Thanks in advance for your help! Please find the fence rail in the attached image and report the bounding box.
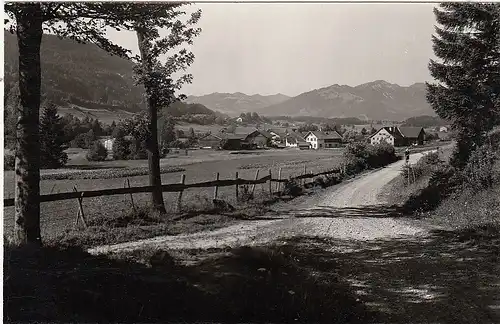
[3,166,344,208]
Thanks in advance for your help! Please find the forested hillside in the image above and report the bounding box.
[4,30,145,112]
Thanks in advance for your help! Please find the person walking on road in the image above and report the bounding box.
[405,147,410,164]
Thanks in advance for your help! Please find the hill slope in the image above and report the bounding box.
[185,92,291,116]
[257,81,435,121]
[4,31,217,122]
[4,30,145,113]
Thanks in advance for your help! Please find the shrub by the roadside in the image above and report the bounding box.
[343,142,399,175]
[282,179,303,197]
[401,151,442,182]
[86,141,108,162]
[403,163,464,213]
[4,153,15,170]
[428,185,500,229]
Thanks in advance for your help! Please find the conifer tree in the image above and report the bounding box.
[39,102,68,168]
[426,3,500,167]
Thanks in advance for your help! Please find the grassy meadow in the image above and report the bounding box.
[3,147,345,240]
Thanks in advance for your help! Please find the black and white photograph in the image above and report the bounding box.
[2,1,500,322]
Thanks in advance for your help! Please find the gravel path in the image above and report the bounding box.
[88,152,433,256]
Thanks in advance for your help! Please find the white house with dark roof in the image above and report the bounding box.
[304,130,343,149]
[370,126,425,147]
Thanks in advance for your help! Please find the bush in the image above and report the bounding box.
[4,153,15,170]
[401,151,442,182]
[282,179,303,197]
[462,144,498,190]
[86,141,108,161]
[403,163,464,213]
[343,142,399,175]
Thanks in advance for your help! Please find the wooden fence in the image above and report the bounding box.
[3,166,343,208]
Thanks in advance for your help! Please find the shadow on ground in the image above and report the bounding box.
[4,243,376,323]
[5,225,499,323]
[257,204,409,220]
[282,225,500,323]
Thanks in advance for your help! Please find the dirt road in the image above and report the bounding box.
[88,152,432,255]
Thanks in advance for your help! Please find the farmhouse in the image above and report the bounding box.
[439,126,449,133]
[304,130,343,149]
[285,131,311,149]
[245,129,273,148]
[98,135,133,151]
[370,126,425,147]
[198,133,223,149]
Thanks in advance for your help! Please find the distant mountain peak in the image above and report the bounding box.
[253,80,434,121]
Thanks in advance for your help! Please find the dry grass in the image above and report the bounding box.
[3,148,344,239]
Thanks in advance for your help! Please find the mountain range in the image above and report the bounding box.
[189,81,435,121]
[4,30,435,121]
[185,92,290,116]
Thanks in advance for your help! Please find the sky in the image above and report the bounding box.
[107,3,438,97]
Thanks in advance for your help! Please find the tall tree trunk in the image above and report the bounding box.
[136,28,166,213]
[14,4,43,246]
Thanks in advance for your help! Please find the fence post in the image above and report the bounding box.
[125,178,136,212]
[303,165,307,186]
[177,174,186,213]
[73,186,87,229]
[268,169,273,197]
[213,172,219,200]
[277,167,282,193]
[251,169,259,196]
[235,172,239,202]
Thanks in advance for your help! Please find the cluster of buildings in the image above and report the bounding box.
[99,125,427,152]
[197,128,345,150]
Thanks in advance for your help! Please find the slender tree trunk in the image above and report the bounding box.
[136,28,166,213]
[14,4,43,246]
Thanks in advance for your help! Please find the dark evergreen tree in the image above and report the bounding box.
[83,129,97,149]
[427,3,500,167]
[86,141,108,161]
[112,128,131,160]
[39,102,68,168]
[91,119,103,136]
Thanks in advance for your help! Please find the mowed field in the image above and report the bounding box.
[3,148,345,239]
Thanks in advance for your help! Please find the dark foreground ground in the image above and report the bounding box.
[4,225,500,323]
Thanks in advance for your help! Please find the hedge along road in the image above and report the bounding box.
[88,151,437,255]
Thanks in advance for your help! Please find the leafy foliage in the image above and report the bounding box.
[39,102,69,168]
[112,129,131,160]
[86,141,108,162]
[343,142,399,174]
[426,3,500,167]
[4,154,16,171]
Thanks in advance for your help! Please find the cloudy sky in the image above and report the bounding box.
[108,3,438,97]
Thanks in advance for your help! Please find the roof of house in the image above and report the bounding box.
[199,133,222,140]
[286,131,308,143]
[306,130,343,140]
[398,127,425,138]
[220,133,247,140]
[267,129,287,137]
[370,126,424,139]
[369,126,402,139]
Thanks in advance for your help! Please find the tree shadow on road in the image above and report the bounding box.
[4,242,377,323]
[283,225,500,323]
[257,204,410,220]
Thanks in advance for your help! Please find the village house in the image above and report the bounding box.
[304,130,343,149]
[285,131,311,149]
[439,126,449,133]
[370,126,425,147]
[198,133,223,149]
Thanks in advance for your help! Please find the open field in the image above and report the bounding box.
[3,148,345,239]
